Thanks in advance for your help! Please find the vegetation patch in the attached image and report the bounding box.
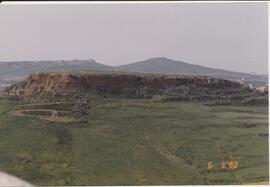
[0,96,267,185]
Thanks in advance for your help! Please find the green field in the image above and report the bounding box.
[0,95,268,185]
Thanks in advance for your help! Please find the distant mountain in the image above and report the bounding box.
[119,57,268,87]
[0,59,114,79]
[0,57,267,91]
[119,57,245,77]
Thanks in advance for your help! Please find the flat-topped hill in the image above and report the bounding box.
[3,71,254,102]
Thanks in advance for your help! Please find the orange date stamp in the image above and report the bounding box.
[208,160,239,170]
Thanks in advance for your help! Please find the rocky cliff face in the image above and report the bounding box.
[3,72,251,101]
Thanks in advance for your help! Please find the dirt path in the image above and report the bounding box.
[9,109,78,123]
[18,102,74,107]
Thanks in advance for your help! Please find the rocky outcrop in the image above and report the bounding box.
[3,72,252,101]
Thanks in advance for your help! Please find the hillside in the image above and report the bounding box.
[3,71,256,104]
[119,57,267,87]
[0,59,114,79]
[0,88,268,185]
[0,70,268,185]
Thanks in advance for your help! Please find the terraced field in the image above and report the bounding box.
[0,96,268,185]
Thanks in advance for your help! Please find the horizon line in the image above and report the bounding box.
[0,57,267,75]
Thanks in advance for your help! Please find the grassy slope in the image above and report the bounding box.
[0,97,268,185]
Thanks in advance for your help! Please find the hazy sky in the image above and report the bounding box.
[0,2,268,74]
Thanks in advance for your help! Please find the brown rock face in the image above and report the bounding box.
[3,72,249,100]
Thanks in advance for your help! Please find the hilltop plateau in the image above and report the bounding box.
[3,71,262,105]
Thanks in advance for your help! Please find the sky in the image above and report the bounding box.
[0,2,268,74]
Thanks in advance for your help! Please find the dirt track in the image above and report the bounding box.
[9,109,78,123]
